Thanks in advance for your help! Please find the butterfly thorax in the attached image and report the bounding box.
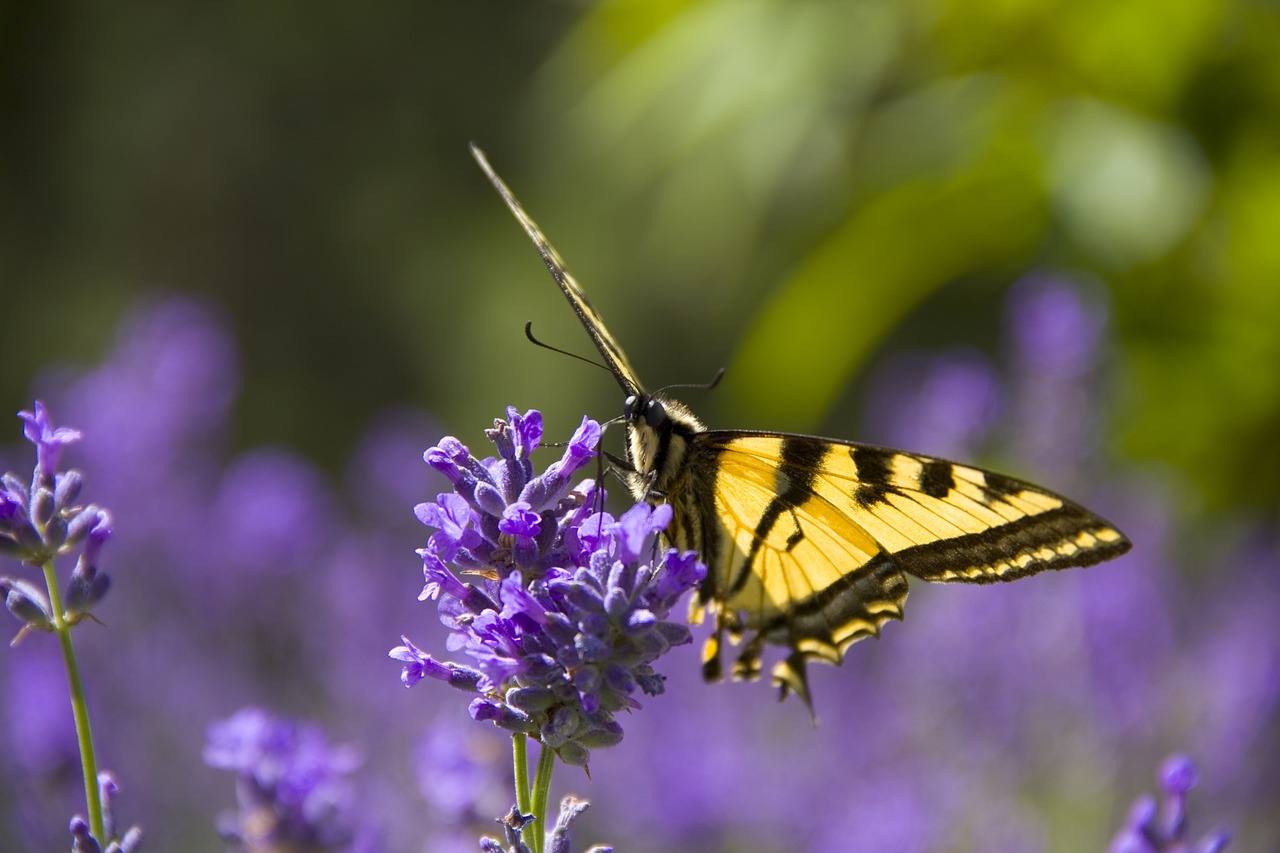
[623,393,705,543]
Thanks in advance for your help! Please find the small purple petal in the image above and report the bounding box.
[18,401,83,480]
[1159,754,1199,795]
[499,502,541,540]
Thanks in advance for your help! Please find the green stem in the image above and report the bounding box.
[530,742,557,853]
[42,560,104,841]
[513,733,534,850]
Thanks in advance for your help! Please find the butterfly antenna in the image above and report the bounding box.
[525,322,617,378]
[654,367,726,397]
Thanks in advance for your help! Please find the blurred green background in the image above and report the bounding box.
[5,0,1279,515]
[2,0,1279,845]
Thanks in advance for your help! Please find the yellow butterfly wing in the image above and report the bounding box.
[678,432,1130,704]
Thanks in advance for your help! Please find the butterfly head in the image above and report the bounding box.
[621,391,705,507]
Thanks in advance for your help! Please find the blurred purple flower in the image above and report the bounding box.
[205,707,379,853]
[1005,274,1112,485]
[861,347,1001,461]
[1109,755,1230,853]
[69,772,143,853]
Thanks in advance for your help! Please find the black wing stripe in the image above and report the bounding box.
[729,437,828,595]
[896,503,1128,582]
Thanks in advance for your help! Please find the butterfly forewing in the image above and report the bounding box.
[470,144,644,398]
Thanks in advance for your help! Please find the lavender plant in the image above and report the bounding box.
[392,407,704,851]
[0,403,140,851]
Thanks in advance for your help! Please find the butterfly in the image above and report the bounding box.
[470,144,1132,710]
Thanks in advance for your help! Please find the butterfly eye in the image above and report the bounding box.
[624,395,640,420]
[645,399,667,428]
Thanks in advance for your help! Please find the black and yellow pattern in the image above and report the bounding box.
[471,145,1132,709]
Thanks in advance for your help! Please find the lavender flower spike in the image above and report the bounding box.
[1,403,114,632]
[398,408,705,766]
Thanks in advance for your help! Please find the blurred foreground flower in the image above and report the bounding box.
[205,706,379,853]
[1109,755,1230,853]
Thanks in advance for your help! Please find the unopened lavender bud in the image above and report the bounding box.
[108,826,143,853]
[469,698,537,733]
[54,470,84,509]
[474,482,507,517]
[543,706,581,746]
[99,772,120,843]
[31,486,56,528]
[82,510,113,568]
[555,740,590,767]
[575,718,623,749]
[65,505,98,546]
[65,568,111,615]
[43,515,69,553]
[14,520,47,556]
[3,577,54,630]
[506,686,557,713]
[69,816,102,853]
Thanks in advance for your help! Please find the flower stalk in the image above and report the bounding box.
[44,557,104,840]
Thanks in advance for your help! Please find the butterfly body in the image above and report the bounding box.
[471,145,1131,708]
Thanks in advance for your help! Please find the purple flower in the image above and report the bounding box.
[389,636,483,690]
[1,403,114,631]
[395,409,704,766]
[19,401,83,484]
[69,772,142,853]
[416,411,600,579]
[205,706,379,852]
[860,348,1001,461]
[1109,755,1230,853]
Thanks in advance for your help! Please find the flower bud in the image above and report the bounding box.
[54,470,84,509]
[2,577,53,631]
[554,741,589,767]
[506,686,557,713]
[65,567,111,615]
[31,486,56,528]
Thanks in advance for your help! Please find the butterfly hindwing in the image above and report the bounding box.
[472,145,1133,710]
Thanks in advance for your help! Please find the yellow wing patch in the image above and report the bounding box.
[682,432,1130,704]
